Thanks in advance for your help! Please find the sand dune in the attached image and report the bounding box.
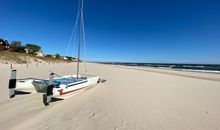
[0,63,220,130]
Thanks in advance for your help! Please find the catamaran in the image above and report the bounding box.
[16,0,100,99]
[32,74,99,98]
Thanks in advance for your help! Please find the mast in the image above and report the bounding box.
[77,0,84,79]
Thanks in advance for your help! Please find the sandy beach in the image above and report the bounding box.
[0,63,220,130]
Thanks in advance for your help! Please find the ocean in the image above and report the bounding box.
[99,62,220,74]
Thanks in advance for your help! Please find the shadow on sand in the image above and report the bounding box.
[42,94,64,105]
[98,79,107,83]
[51,97,64,102]
[15,90,31,95]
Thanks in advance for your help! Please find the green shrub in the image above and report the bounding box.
[25,44,41,54]
[55,53,61,59]
[10,41,25,53]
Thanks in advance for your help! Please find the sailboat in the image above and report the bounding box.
[32,74,99,98]
[17,0,100,98]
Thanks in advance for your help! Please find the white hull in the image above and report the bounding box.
[32,75,100,98]
[16,79,35,93]
[53,76,99,98]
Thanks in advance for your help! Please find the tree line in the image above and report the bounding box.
[0,39,76,61]
[0,39,41,55]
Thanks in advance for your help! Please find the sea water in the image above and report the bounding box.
[99,62,220,74]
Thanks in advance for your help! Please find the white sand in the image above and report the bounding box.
[0,63,220,130]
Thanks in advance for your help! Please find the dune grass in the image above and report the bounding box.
[0,51,74,64]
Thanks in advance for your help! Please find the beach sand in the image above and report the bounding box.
[0,63,220,130]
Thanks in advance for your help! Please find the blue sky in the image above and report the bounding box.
[1,0,220,63]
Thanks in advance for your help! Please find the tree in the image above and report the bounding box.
[0,46,4,51]
[55,53,61,59]
[10,41,25,52]
[45,54,52,57]
[4,40,9,46]
[0,39,4,51]
[65,56,76,61]
[25,44,41,54]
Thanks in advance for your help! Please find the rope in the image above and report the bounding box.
[81,0,88,74]
[56,0,89,76]
[58,0,81,74]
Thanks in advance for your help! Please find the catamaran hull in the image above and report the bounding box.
[53,76,99,98]
[16,79,35,93]
[32,75,100,97]
[32,82,48,93]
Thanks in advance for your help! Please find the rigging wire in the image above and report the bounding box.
[58,0,81,74]
[81,0,88,74]
[64,0,81,59]
[80,0,88,74]
[57,0,88,76]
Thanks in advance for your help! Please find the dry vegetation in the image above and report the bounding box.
[0,51,75,64]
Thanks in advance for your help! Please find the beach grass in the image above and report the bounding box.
[0,51,75,64]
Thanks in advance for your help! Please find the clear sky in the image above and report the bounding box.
[1,0,220,63]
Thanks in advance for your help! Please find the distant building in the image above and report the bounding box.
[52,55,56,58]
[25,48,44,57]
[0,39,10,50]
[62,56,68,60]
[36,51,44,57]
[24,48,29,53]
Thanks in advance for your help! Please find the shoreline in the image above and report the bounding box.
[98,63,220,74]
[110,64,220,82]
